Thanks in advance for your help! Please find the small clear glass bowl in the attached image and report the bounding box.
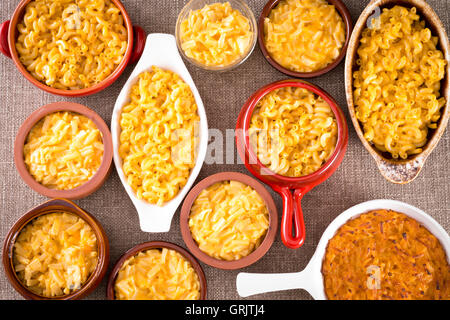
[175,0,258,72]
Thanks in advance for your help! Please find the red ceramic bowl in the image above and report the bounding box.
[258,0,353,78]
[106,241,207,300]
[0,0,146,97]
[14,101,113,200]
[2,198,110,300]
[236,79,349,249]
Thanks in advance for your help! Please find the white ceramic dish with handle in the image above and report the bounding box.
[111,33,208,233]
[236,199,450,299]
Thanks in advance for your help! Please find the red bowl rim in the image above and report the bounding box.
[180,172,278,270]
[258,0,353,78]
[7,0,134,97]
[238,79,349,185]
[106,241,208,300]
[2,198,110,300]
[14,101,113,199]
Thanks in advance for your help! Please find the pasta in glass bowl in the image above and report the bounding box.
[0,0,146,97]
[175,0,257,71]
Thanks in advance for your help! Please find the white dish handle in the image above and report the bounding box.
[236,258,325,299]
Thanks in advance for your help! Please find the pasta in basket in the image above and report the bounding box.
[119,66,200,206]
[249,86,338,177]
[16,0,128,90]
[24,111,104,190]
[353,6,447,159]
[189,180,269,261]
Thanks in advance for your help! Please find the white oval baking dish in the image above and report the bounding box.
[111,33,208,233]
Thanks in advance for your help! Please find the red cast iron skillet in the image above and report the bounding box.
[0,0,146,97]
[236,79,348,249]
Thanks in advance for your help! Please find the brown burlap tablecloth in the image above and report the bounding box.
[0,0,448,300]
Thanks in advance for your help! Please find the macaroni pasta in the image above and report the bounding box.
[24,111,104,190]
[13,212,98,297]
[249,87,338,177]
[114,248,201,300]
[264,0,345,73]
[180,2,253,67]
[119,67,199,206]
[189,180,269,261]
[16,0,128,90]
[353,6,447,159]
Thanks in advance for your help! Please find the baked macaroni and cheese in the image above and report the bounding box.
[353,6,447,159]
[24,111,104,190]
[264,0,345,73]
[249,87,338,177]
[13,212,98,297]
[189,180,269,261]
[114,248,201,300]
[119,66,199,206]
[322,209,450,300]
[179,2,253,67]
[16,0,128,90]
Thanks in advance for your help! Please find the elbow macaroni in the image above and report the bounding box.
[16,0,128,90]
[13,212,98,297]
[189,180,269,261]
[119,67,200,206]
[264,0,345,73]
[353,6,447,159]
[24,112,104,190]
[249,87,338,177]
[114,248,201,300]
[180,2,253,67]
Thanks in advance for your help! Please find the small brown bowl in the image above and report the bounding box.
[258,0,353,78]
[106,241,207,300]
[180,172,278,270]
[2,198,110,300]
[14,101,113,199]
[344,0,450,184]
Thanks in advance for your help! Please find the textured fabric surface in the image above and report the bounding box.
[0,0,449,300]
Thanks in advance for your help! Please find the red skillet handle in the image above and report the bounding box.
[0,20,11,58]
[130,25,146,64]
[277,187,310,249]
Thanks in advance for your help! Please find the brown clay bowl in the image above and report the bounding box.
[258,0,353,78]
[344,0,450,184]
[2,198,110,300]
[14,101,113,199]
[106,241,207,300]
[180,172,278,270]
[0,0,146,97]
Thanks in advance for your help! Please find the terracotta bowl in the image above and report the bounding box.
[180,172,278,270]
[14,101,113,200]
[258,0,353,78]
[106,241,207,300]
[0,0,146,97]
[2,198,110,300]
[344,0,450,184]
[236,79,348,250]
